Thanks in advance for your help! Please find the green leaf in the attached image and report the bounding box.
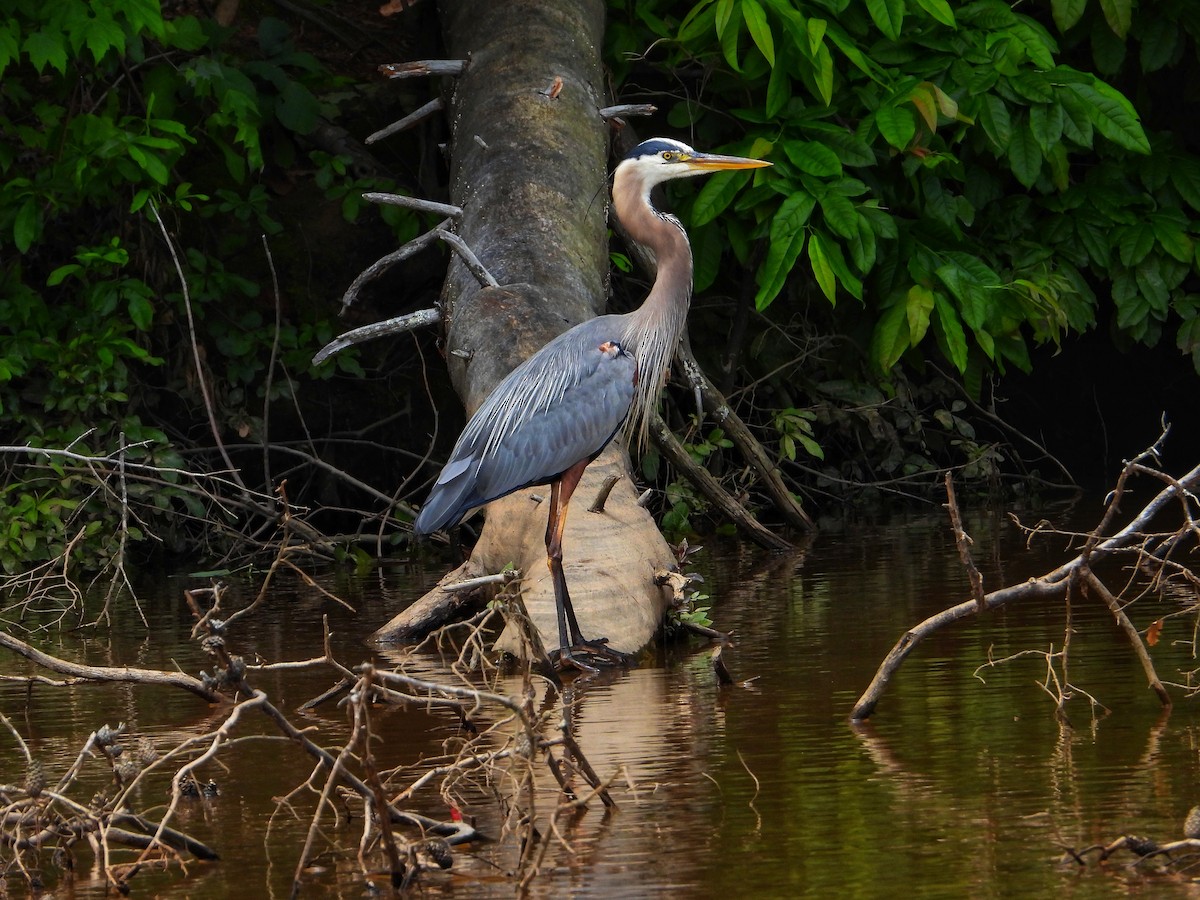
[691,171,745,227]
[1006,124,1042,188]
[783,140,842,177]
[24,30,68,75]
[47,264,82,286]
[742,0,774,66]
[13,199,39,253]
[766,49,792,117]
[866,0,904,41]
[935,256,997,331]
[1151,215,1195,263]
[1057,88,1094,146]
[978,95,1012,150]
[720,2,742,70]
[1075,220,1110,267]
[818,231,863,299]
[808,231,837,304]
[1098,0,1132,38]
[1051,0,1087,31]
[811,41,835,106]
[933,291,969,371]
[1135,259,1170,314]
[715,0,737,38]
[0,20,19,81]
[1062,80,1150,154]
[811,127,875,167]
[807,17,827,56]
[1029,102,1064,153]
[1171,157,1200,212]
[875,105,916,150]
[1010,21,1058,71]
[819,193,858,239]
[1118,223,1155,267]
[128,292,154,330]
[921,175,957,229]
[275,81,320,134]
[1177,313,1200,355]
[848,215,877,272]
[798,434,824,460]
[872,299,910,369]
[1140,15,1180,73]
[128,145,169,184]
[915,0,955,28]
[771,191,817,237]
[83,13,126,64]
[906,284,936,345]
[755,229,806,310]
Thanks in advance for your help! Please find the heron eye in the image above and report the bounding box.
[661,150,675,161]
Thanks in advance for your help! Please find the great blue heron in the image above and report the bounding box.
[413,137,771,669]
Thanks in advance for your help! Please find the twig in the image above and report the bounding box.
[362,192,463,218]
[587,475,620,513]
[440,569,521,593]
[943,472,985,612]
[378,60,466,79]
[852,441,1200,721]
[675,338,815,532]
[1081,569,1172,708]
[650,412,791,551]
[0,628,221,702]
[312,307,439,360]
[599,103,657,119]
[437,228,499,287]
[366,97,444,145]
[149,201,249,496]
[339,218,452,311]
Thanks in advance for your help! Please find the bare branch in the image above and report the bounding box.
[339,219,452,311]
[362,192,463,218]
[366,97,444,145]
[437,228,499,288]
[378,60,466,79]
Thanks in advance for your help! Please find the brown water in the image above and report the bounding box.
[5,502,1200,898]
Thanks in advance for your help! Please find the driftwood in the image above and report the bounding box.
[851,432,1199,722]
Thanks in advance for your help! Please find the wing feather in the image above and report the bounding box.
[413,320,636,534]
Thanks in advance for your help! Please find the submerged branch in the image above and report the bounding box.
[852,436,1200,722]
[0,628,221,702]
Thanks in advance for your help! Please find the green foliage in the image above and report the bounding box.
[0,1,418,575]
[774,408,823,462]
[607,0,1200,384]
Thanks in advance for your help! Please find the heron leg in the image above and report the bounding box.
[545,461,625,672]
[545,479,574,654]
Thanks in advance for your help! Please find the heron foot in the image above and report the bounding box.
[551,639,629,674]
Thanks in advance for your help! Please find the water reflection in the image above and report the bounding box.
[4,506,1200,897]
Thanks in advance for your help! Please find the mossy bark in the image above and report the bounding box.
[372,0,673,654]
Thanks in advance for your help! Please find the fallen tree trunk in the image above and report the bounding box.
[372,0,675,654]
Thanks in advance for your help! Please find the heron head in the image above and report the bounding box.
[620,137,772,189]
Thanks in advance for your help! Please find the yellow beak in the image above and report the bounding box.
[684,152,772,171]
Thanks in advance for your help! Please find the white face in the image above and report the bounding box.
[624,139,702,187]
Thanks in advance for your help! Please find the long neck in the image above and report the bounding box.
[614,173,693,447]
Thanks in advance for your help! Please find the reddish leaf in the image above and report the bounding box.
[1146,619,1163,647]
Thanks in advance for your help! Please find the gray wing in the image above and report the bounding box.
[413,321,637,534]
